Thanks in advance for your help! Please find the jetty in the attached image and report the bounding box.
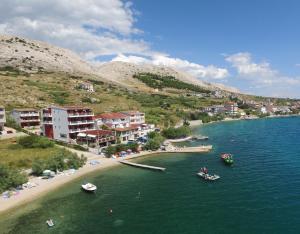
[165,145,213,153]
[120,161,166,171]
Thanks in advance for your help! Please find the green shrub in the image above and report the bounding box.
[31,149,87,175]
[17,135,54,149]
[162,126,191,139]
[0,164,28,192]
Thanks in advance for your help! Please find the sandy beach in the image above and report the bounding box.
[0,149,162,215]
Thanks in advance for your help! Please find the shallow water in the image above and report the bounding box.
[1,117,300,234]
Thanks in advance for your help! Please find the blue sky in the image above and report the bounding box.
[0,0,300,97]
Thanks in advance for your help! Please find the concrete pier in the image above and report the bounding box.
[120,161,166,171]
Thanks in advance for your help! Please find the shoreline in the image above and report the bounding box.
[0,145,211,215]
[0,150,163,215]
[1,114,298,215]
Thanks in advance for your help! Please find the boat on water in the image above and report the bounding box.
[81,183,97,192]
[221,153,234,165]
[197,167,220,181]
[46,219,54,227]
[190,136,209,141]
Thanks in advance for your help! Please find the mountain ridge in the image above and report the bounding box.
[0,34,238,93]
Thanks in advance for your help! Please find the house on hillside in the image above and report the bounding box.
[78,82,94,92]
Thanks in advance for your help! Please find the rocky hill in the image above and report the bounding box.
[0,34,238,93]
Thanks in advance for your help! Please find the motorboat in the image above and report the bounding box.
[81,183,97,192]
[197,167,220,181]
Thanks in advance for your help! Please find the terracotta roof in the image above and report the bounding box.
[82,130,114,136]
[95,112,128,119]
[114,125,140,132]
[52,105,91,111]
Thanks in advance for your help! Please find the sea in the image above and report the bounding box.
[1,116,300,234]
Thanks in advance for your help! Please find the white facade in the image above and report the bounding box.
[79,82,94,92]
[10,109,40,128]
[42,106,95,143]
[260,106,267,114]
[224,102,238,115]
[0,106,5,131]
[95,113,130,129]
[122,111,145,124]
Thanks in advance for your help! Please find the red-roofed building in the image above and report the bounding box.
[122,111,145,124]
[94,112,130,129]
[94,112,155,144]
[77,130,116,149]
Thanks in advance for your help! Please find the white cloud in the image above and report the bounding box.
[226,52,300,98]
[225,52,277,83]
[112,54,229,80]
[0,0,229,81]
[0,0,150,59]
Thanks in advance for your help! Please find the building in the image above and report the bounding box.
[94,112,154,143]
[203,105,226,115]
[79,82,94,92]
[224,102,238,115]
[260,106,268,114]
[11,108,40,128]
[94,112,130,129]
[122,111,145,124]
[77,130,116,149]
[0,106,5,131]
[41,106,95,142]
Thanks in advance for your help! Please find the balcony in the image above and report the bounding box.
[68,112,93,118]
[20,113,39,117]
[68,120,95,125]
[69,127,95,133]
[20,119,41,123]
[43,120,53,124]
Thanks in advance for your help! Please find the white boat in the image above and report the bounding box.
[46,219,54,227]
[197,172,220,181]
[81,183,97,192]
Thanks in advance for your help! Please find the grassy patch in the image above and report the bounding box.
[0,138,64,169]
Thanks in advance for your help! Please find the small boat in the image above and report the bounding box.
[46,219,54,227]
[190,136,209,141]
[81,183,97,192]
[197,167,220,181]
[221,153,234,165]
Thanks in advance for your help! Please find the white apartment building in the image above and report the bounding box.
[122,111,145,124]
[10,108,40,128]
[224,102,238,115]
[0,106,5,131]
[41,106,95,143]
[94,113,130,129]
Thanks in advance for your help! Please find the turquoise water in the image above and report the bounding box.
[1,117,300,234]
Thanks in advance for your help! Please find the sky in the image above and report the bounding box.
[0,0,300,98]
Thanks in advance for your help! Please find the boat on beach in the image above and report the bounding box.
[197,167,220,181]
[221,153,234,165]
[81,183,97,192]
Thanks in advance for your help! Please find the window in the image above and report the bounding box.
[60,133,67,138]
